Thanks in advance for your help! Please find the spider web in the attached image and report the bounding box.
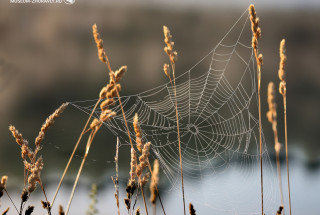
[69,9,279,215]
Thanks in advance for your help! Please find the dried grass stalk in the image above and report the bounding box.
[112,138,120,215]
[162,25,185,215]
[249,4,264,215]
[267,82,284,209]
[278,39,292,215]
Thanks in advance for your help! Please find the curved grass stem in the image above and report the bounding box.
[51,98,101,207]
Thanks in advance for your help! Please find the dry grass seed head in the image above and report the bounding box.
[136,142,151,177]
[0,176,8,190]
[133,113,143,152]
[115,66,127,82]
[100,98,115,111]
[27,156,44,193]
[35,102,68,147]
[100,110,116,122]
[130,148,137,181]
[150,159,159,204]
[266,82,277,123]
[25,206,34,215]
[277,206,284,215]
[140,173,150,187]
[90,118,102,131]
[163,64,170,79]
[59,205,65,215]
[0,176,8,199]
[21,189,29,203]
[9,126,28,147]
[189,203,196,215]
[249,4,261,51]
[163,25,178,64]
[279,39,287,96]
[92,24,107,64]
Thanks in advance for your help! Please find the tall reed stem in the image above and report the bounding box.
[51,98,101,206]
[283,95,292,215]
[254,49,264,215]
[139,181,149,215]
[171,64,186,215]
[65,129,97,215]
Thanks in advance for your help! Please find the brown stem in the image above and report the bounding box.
[65,129,98,215]
[275,148,284,209]
[51,98,101,207]
[171,63,186,215]
[272,120,285,210]
[4,188,19,214]
[283,95,292,215]
[39,181,51,215]
[139,180,149,215]
[254,49,264,215]
[115,138,120,215]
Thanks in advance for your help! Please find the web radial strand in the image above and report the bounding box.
[69,8,279,215]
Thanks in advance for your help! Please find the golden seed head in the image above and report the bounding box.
[27,156,44,193]
[266,82,277,123]
[90,118,102,131]
[115,66,127,82]
[279,81,286,96]
[133,113,144,152]
[137,142,151,177]
[140,173,150,187]
[0,176,8,191]
[279,39,286,81]
[130,148,137,181]
[9,125,27,146]
[249,4,261,50]
[35,103,68,147]
[163,25,178,65]
[100,98,115,111]
[163,63,170,78]
[100,110,116,122]
[92,24,107,64]
[150,159,159,204]
[99,86,108,99]
[278,39,287,96]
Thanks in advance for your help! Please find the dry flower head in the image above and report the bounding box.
[150,159,159,204]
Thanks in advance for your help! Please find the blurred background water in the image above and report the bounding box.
[0,0,320,214]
